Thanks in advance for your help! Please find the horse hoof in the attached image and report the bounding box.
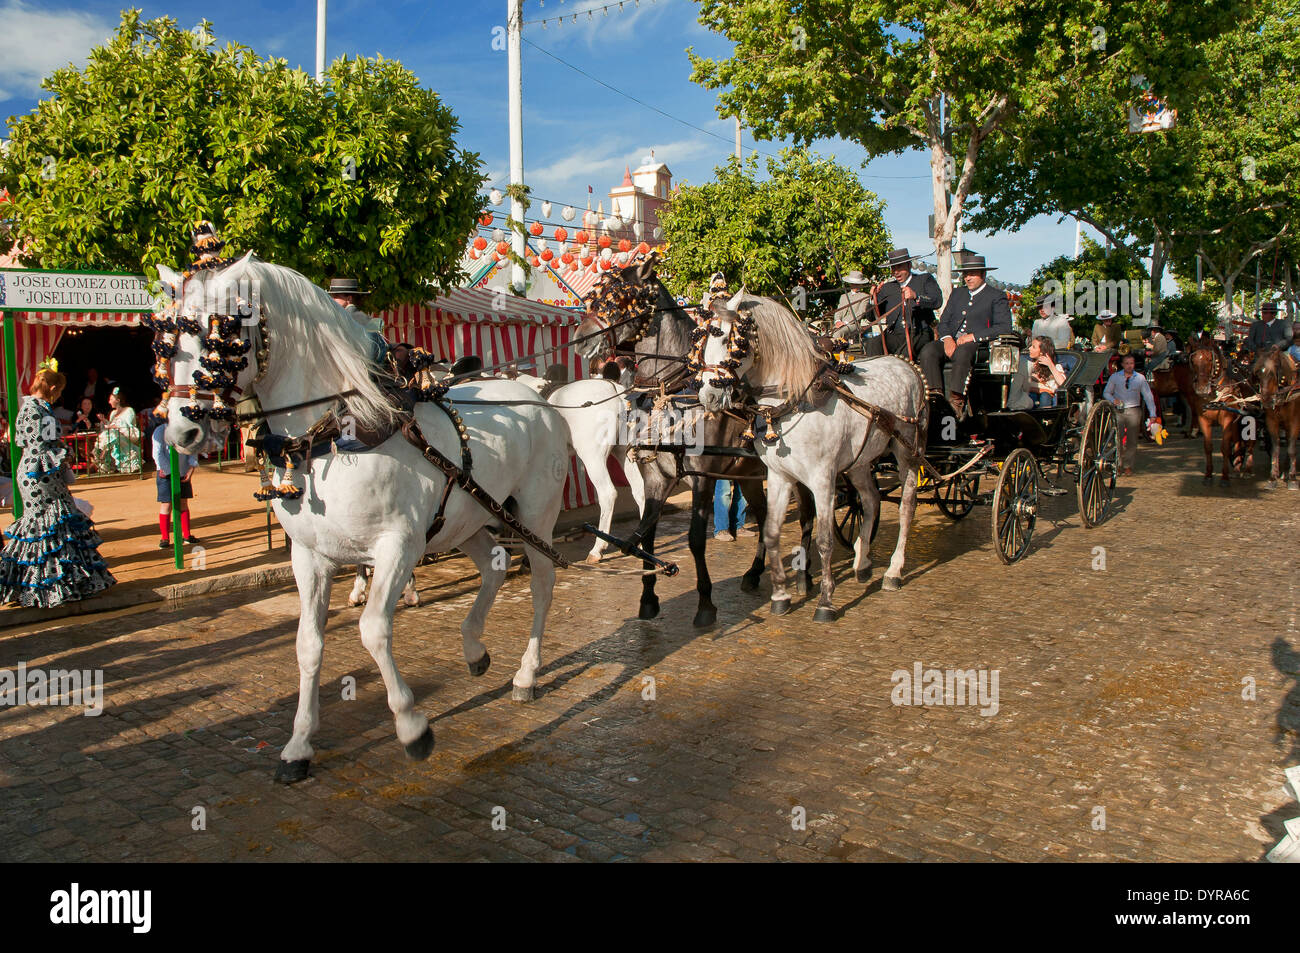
[511,683,535,703]
[855,568,872,584]
[467,650,491,677]
[403,593,420,608]
[1289,481,1300,491]
[693,606,717,628]
[274,759,311,785]
[882,574,903,592]
[813,607,837,623]
[770,598,791,616]
[585,552,602,564]
[403,726,435,761]
[347,595,365,607]
[739,571,761,593]
[638,599,660,620]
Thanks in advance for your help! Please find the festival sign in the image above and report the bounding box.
[0,268,155,312]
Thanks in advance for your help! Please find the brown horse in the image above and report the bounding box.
[1150,359,1198,436]
[1188,342,1256,486]
[1253,347,1300,489]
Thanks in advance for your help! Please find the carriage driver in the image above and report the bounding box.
[328,277,389,365]
[863,248,941,359]
[918,253,1013,416]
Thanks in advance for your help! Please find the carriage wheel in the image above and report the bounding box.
[1077,399,1119,528]
[833,480,880,549]
[935,471,981,521]
[991,448,1038,564]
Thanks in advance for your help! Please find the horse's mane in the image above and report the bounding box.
[734,295,820,400]
[214,256,397,432]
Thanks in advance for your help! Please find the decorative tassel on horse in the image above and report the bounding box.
[761,409,779,443]
[254,455,304,501]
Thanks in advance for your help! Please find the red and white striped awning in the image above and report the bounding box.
[15,310,143,326]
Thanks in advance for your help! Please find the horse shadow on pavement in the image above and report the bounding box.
[1258,636,1300,859]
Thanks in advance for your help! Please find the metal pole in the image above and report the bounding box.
[315,0,327,83]
[507,0,525,295]
[735,116,742,160]
[1074,219,1082,258]
[2,312,21,518]
[169,447,183,570]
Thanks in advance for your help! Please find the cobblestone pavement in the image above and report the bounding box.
[2,436,1297,862]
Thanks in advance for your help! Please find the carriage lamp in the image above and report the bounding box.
[989,342,1019,377]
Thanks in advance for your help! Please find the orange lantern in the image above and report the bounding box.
[575,230,589,245]
[473,236,487,250]
[618,239,632,253]
[600,259,611,270]
[561,252,574,265]
[496,241,510,256]
[529,222,544,236]
[479,213,493,227]
[598,235,611,248]
[541,248,554,261]
[554,226,568,243]
[531,256,541,267]
[637,241,650,255]
[581,255,594,267]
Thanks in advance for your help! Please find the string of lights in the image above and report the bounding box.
[523,0,658,29]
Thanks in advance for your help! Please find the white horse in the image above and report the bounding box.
[513,371,645,562]
[160,254,571,782]
[696,292,928,620]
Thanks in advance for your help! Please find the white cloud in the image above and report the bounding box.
[0,1,115,99]
[525,135,717,195]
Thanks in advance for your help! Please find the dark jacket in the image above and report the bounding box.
[1246,317,1293,352]
[874,272,943,334]
[936,283,1014,343]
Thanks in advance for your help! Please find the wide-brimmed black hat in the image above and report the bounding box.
[952,253,997,274]
[879,248,923,270]
[1261,300,1280,314]
[327,277,369,296]
[1034,293,1054,307]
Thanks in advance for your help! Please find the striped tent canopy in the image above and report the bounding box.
[376,287,607,509]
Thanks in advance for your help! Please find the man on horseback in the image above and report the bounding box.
[918,253,1013,415]
[863,248,941,360]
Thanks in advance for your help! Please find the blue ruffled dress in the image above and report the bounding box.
[0,396,115,607]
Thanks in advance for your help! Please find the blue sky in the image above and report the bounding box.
[0,0,1109,284]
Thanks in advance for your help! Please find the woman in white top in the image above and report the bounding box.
[1008,336,1069,410]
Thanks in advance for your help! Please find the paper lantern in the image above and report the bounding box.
[637,241,650,255]
[479,213,493,227]
[541,201,553,218]
[496,241,509,256]
[492,227,505,243]
[575,229,589,245]
[489,189,503,206]
[561,252,574,265]
[584,210,597,228]
[581,255,593,267]
[653,226,662,239]
[538,238,548,252]
[618,252,629,265]
[633,222,644,239]
[529,221,544,236]
[598,235,611,248]
[561,206,576,222]
[554,226,568,243]
[600,246,612,260]
[541,248,554,261]
[618,239,632,252]
[473,236,487,250]
[600,259,611,270]
[531,256,541,267]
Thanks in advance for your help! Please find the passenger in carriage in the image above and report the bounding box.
[1007,336,1068,410]
[918,253,1014,417]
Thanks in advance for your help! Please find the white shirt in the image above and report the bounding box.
[1032,313,1073,350]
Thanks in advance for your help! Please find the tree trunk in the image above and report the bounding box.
[1149,230,1166,323]
[930,139,953,307]
[1222,275,1235,327]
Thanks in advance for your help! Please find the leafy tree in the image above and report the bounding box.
[688,0,1246,298]
[658,148,890,318]
[0,11,483,308]
[1157,291,1220,343]
[969,0,1299,319]
[1021,238,1149,337]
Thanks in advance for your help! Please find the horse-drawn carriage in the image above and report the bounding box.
[833,335,1120,564]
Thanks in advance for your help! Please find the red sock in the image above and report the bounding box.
[159,514,170,541]
[181,511,191,539]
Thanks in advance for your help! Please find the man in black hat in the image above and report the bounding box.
[1245,300,1293,356]
[328,277,389,364]
[918,254,1013,413]
[863,248,941,359]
